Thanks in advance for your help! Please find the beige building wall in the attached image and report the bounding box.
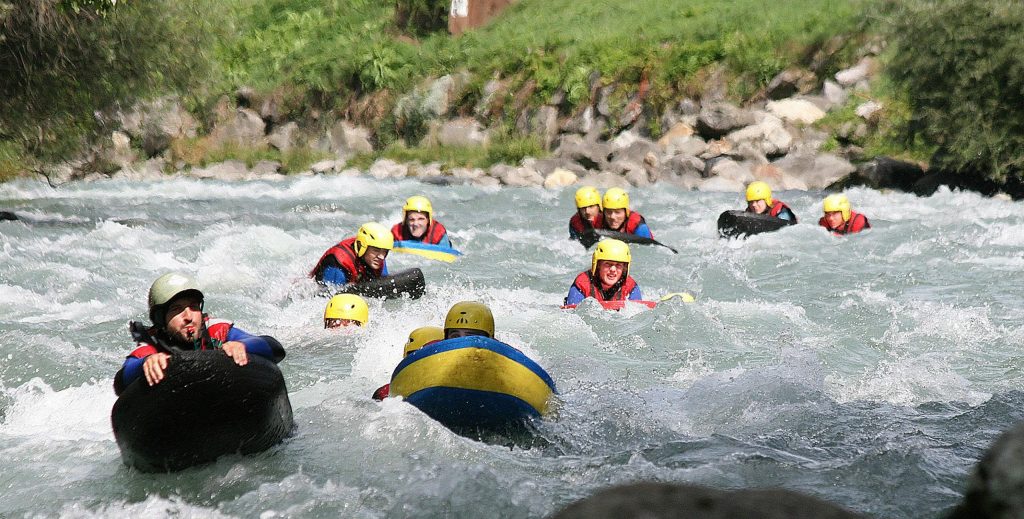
[449,0,516,35]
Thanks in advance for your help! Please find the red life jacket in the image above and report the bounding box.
[390,220,449,245]
[818,212,870,235]
[572,271,639,302]
[126,317,234,359]
[768,201,796,222]
[309,236,380,283]
[569,212,604,235]
[606,211,650,237]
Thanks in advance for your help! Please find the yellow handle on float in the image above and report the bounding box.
[660,292,696,303]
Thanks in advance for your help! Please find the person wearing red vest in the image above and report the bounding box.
[310,222,393,285]
[113,273,285,395]
[819,194,870,235]
[565,239,643,305]
[601,187,653,238]
[391,195,452,247]
[744,181,797,223]
[569,185,604,240]
[372,326,444,400]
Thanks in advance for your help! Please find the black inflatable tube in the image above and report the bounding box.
[337,268,425,300]
[579,229,678,253]
[717,210,794,238]
[110,350,294,472]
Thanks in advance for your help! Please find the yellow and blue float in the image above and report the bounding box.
[389,336,556,430]
[392,240,463,263]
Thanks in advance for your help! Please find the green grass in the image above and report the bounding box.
[348,135,545,172]
[0,142,30,183]
[217,0,877,119]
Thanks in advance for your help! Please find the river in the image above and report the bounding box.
[2,175,1023,518]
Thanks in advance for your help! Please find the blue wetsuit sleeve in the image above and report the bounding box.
[227,326,285,362]
[569,223,579,239]
[628,285,643,301]
[321,265,348,285]
[381,262,389,276]
[633,224,652,239]
[565,285,586,305]
[121,356,146,388]
[777,208,795,222]
[438,234,452,248]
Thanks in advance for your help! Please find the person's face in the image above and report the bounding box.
[405,211,429,238]
[325,318,361,329]
[446,328,488,339]
[596,260,626,288]
[165,295,203,343]
[362,246,389,270]
[747,199,768,214]
[824,211,845,228]
[604,208,627,230]
[578,204,600,220]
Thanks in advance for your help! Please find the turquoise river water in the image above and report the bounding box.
[2,175,1024,518]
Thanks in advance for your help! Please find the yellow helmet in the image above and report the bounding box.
[443,301,495,338]
[591,238,631,276]
[404,326,444,356]
[324,294,369,326]
[823,194,852,222]
[745,181,773,205]
[602,187,630,214]
[402,195,433,221]
[354,222,394,257]
[574,186,602,209]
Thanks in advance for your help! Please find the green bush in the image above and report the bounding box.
[0,0,222,161]
[886,0,1024,184]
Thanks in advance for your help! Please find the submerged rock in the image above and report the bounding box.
[550,482,865,519]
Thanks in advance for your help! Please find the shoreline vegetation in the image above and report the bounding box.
[0,0,1020,197]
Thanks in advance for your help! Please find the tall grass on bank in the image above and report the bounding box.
[219,0,874,120]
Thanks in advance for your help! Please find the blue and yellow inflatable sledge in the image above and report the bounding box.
[389,336,556,430]
[393,240,463,263]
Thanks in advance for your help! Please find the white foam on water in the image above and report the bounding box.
[2,379,114,442]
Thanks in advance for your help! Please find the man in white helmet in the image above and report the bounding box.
[113,273,285,395]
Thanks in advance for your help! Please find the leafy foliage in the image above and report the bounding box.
[0,0,221,160]
[394,0,448,36]
[886,0,1024,184]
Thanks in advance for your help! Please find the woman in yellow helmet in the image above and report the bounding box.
[569,186,604,240]
[602,188,654,238]
[390,195,453,247]
[323,294,369,328]
[819,194,870,235]
[310,222,393,285]
[565,239,643,305]
[744,181,797,222]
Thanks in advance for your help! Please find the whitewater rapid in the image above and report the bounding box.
[2,175,1024,518]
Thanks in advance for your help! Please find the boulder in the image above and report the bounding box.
[517,105,559,150]
[209,108,266,149]
[947,421,1024,519]
[111,158,167,181]
[697,102,755,139]
[369,159,408,179]
[839,157,926,191]
[0,211,17,221]
[823,80,849,108]
[310,160,338,175]
[855,101,884,122]
[189,160,249,181]
[328,121,374,158]
[698,175,747,193]
[835,57,876,87]
[117,97,199,157]
[434,118,490,148]
[543,168,578,189]
[577,170,630,188]
[657,123,696,148]
[725,116,794,158]
[268,122,299,152]
[770,151,856,190]
[251,160,283,177]
[562,106,597,136]
[492,164,543,187]
[103,131,138,169]
[523,157,587,178]
[550,482,865,519]
[766,99,827,125]
[554,135,612,171]
[765,67,818,100]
